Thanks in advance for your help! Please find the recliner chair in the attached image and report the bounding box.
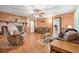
[1,26,23,46]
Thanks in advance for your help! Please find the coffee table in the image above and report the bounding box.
[50,39,79,53]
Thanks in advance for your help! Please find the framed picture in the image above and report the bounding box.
[52,17,61,38]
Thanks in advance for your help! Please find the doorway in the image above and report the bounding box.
[30,20,35,32]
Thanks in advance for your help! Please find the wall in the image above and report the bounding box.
[0,12,27,22]
[60,12,74,29]
[35,18,53,28]
[35,12,74,29]
[0,12,27,32]
[0,12,74,32]
[36,18,47,28]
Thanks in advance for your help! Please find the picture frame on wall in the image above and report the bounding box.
[52,17,61,38]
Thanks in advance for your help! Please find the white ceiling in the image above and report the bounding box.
[0,5,76,17]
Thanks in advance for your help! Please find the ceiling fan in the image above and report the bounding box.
[30,8,45,20]
[34,8,45,18]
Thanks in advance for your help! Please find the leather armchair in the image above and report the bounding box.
[2,26,24,46]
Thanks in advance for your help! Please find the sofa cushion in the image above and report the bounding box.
[63,31,78,41]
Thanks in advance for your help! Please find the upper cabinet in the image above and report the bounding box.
[74,6,79,31]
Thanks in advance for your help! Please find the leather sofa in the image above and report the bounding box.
[35,27,50,34]
[58,28,79,44]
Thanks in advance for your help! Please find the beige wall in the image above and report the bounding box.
[35,18,53,28]
[60,12,74,29]
[35,12,74,29]
[0,12,74,30]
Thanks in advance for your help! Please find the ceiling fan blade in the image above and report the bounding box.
[40,12,44,14]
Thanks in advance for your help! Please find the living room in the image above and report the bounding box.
[0,5,79,53]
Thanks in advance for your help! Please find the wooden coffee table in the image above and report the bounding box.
[50,39,79,53]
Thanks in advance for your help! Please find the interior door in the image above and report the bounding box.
[53,18,61,38]
[30,20,35,32]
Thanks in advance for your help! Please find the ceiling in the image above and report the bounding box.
[0,5,76,17]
